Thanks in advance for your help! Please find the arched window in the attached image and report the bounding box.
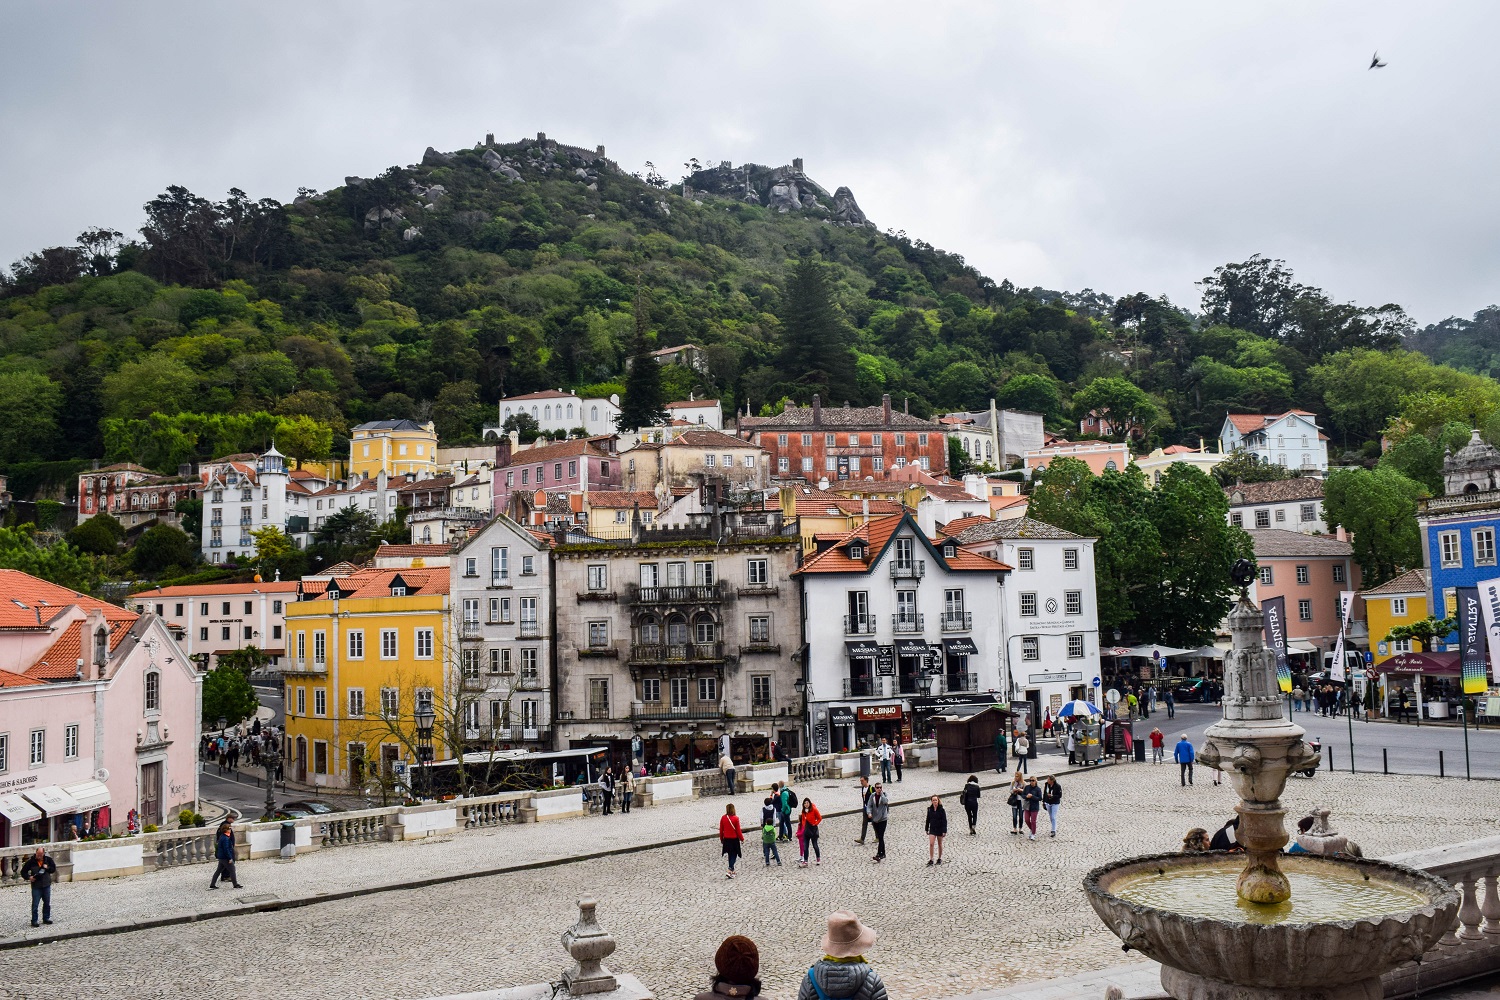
[544,405,552,420]
[567,404,573,418]
[666,614,689,646]
[591,406,599,422]
[1104,460,1118,471]
[693,613,718,644]
[93,627,109,666]
[503,407,511,419]
[636,614,661,645]
[531,406,538,418]
[421,526,432,543]
[1465,482,1480,495]
[144,670,160,712]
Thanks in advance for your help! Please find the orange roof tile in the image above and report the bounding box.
[303,567,450,599]
[0,671,45,687]
[29,619,136,680]
[584,491,662,509]
[936,515,992,537]
[797,514,1011,575]
[0,570,134,630]
[373,543,455,557]
[128,581,299,600]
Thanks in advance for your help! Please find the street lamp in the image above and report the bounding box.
[261,739,281,819]
[414,699,436,799]
[794,678,813,756]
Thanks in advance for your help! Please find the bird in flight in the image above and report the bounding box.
[1369,52,1387,69]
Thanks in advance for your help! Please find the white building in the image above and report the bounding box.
[796,512,1010,753]
[128,581,299,670]
[948,516,1102,720]
[1220,410,1330,474]
[1133,443,1223,486]
[450,516,554,748]
[306,471,408,533]
[941,401,1046,470]
[912,482,991,537]
[201,447,319,563]
[662,398,722,430]
[487,389,620,440]
[1225,478,1327,534]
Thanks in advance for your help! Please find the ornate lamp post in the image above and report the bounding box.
[414,698,436,799]
[261,739,281,819]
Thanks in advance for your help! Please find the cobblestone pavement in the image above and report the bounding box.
[2,764,1497,1000]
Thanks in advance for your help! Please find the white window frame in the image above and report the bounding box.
[1067,634,1085,659]
[348,630,364,659]
[64,723,79,760]
[415,629,435,659]
[1475,528,1497,567]
[348,688,365,718]
[1017,548,1034,571]
[1019,593,1038,618]
[314,688,327,717]
[1441,531,1462,568]
[30,729,45,766]
[1021,637,1040,661]
[381,629,398,659]
[1391,597,1408,617]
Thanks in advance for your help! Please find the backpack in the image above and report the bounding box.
[785,788,799,809]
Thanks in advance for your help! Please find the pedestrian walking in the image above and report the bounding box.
[209,820,241,889]
[959,774,981,834]
[797,798,823,867]
[1013,731,1030,773]
[876,738,893,784]
[1292,685,1305,713]
[855,776,871,844]
[720,752,737,795]
[22,847,56,927]
[761,819,782,867]
[695,935,762,1000]
[600,769,615,815]
[924,795,947,865]
[1149,727,1164,764]
[1174,734,1195,786]
[621,768,634,813]
[777,782,796,842]
[892,741,904,782]
[994,726,1008,772]
[1164,688,1176,719]
[1042,774,1062,837]
[1022,776,1042,840]
[762,795,777,829]
[866,782,889,862]
[719,803,745,878]
[799,911,888,1000]
[1008,769,1026,834]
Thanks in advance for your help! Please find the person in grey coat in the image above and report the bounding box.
[865,783,890,863]
[798,911,888,1000]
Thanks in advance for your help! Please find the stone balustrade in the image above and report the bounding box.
[1383,834,1500,998]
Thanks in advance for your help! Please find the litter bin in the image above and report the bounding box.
[1134,739,1146,763]
[279,820,297,859]
[859,751,871,779]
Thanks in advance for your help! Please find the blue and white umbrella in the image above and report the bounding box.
[1055,699,1102,719]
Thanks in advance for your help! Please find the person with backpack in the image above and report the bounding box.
[797,797,823,867]
[779,783,798,841]
[1013,730,1030,774]
[1041,774,1062,838]
[959,774,981,834]
[761,818,783,868]
[799,911,888,1000]
[924,795,948,866]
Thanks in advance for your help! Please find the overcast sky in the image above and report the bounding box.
[3,2,1496,325]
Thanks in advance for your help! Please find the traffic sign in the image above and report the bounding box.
[1151,648,1161,661]
[1105,688,1121,705]
[1092,676,1101,688]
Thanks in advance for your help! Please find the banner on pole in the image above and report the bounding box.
[1330,590,1356,682]
[1458,585,1488,696]
[1262,596,1292,693]
[1477,576,1500,688]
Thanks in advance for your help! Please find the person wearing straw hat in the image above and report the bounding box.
[799,911,889,1000]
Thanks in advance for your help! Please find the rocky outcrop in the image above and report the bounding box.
[402,226,422,241]
[831,186,868,226]
[364,206,405,230]
[422,146,454,166]
[682,158,871,225]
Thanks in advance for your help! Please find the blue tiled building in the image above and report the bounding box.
[1416,430,1500,624]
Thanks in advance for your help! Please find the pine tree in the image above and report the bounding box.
[617,283,667,431]
[780,257,859,403]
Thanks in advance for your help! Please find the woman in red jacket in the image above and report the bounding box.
[796,798,823,868]
[719,803,745,878]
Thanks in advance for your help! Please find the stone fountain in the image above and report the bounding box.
[1085,573,1460,1000]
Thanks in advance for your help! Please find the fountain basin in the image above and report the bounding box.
[1085,852,1458,1000]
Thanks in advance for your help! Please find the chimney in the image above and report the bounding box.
[812,395,822,425]
[882,394,892,426]
[904,397,909,414]
[862,498,869,526]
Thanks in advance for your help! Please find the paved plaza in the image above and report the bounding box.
[3,759,1499,1000]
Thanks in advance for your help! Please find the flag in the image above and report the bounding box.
[1330,590,1356,682]
[1262,596,1292,693]
[1458,586,1488,696]
[1477,577,1500,690]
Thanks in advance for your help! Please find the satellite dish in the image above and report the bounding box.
[95,768,110,782]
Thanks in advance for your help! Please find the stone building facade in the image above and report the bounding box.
[741,394,947,483]
[550,512,803,769]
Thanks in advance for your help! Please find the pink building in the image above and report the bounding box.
[0,571,201,845]
[1244,529,1364,650]
[493,436,622,514]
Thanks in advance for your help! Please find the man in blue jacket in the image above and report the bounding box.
[1174,734,1196,786]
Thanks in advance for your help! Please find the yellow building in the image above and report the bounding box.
[1360,568,1430,666]
[350,419,439,480]
[283,567,451,792]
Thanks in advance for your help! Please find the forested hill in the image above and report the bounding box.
[1,132,1498,490]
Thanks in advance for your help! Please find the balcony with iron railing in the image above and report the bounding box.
[843,676,878,698]
[891,613,924,633]
[518,620,541,638]
[941,672,981,694]
[737,582,781,598]
[628,581,728,606]
[628,641,726,664]
[751,699,774,717]
[209,516,223,526]
[941,612,973,632]
[459,620,483,639]
[843,614,876,635]
[629,705,726,722]
[738,641,782,656]
[889,560,925,581]
[489,573,510,589]
[209,538,222,547]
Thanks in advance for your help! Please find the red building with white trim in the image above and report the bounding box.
[740,394,946,483]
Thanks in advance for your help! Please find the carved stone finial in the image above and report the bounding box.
[561,898,618,995]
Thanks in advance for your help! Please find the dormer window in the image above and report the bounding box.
[391,586,407,597]
[943,544,956,558]
[848,545,864,560]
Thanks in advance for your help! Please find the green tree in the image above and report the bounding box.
[1377,433,1443,495]
[1322,466,1425,586]
[273,414,334,467]
[947,436,972,477]
[99,354,200,420]
[131,523,196,576]
[779,257,859,405]
[0,527,99,591]
[251,525,295,579]
[0,371,63,462]
[202,665,259,727]
[67,513,125,555]
[995,374,1060,419]
[1307,348,1450,447]
[1070,377,1160,440]
[431,380,487,443]
[1385,615,1456,652]
[1211,451,1294,487]
[176,498,203,539]
[617,285,667,431]
[216,645,270,676]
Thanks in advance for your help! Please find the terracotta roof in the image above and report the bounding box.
[525,528,556,546]
[290,469,324,480]
[0,671,45,688]
[989,496,1028,512]
[953,516,1086,543]
[780,488,904,518]
[373,543,455,557]
[924,484,981,502]
[665,428,756,449]
[1360,568,1428,599]
[303,567,450,599]
[0,570,135,630]
[797,514,1010,575]
[664,399,719,409]
[584,491,662,509]
[396,476,456,493]
[502,437,614,466]
[936,515,993,537]
[1248,529,1351,558]
[29,619,136,679]
[1225,478,1325,505]
[129,581,299,599]
[500,389,577,401]
[751,404,940,430]
[830,482,911,496]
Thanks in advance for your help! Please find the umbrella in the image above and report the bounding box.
[1055,700,1102,718]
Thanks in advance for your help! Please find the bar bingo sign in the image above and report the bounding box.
[1261,596,1293,693]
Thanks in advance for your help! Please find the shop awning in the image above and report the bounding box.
[22,785,80,816]
[829,707,857,725]
[1287,641,1320,654]
[1119,644,1193,658]
[894,638,928,658]
[61,779,111,811]
[0,792,41,825]
[845,639,880,658]
[1380,651,1460,676]
[1179,645,1228,659]
[943,637,979,657]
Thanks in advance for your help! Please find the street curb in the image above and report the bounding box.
[0,763,1117,951]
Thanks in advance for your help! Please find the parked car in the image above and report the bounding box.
[276,799,341,818]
